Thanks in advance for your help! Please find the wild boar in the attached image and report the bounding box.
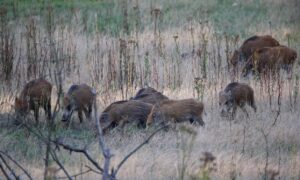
[99,100,153,132]
[62,84,96,123]
[219,82,256,119]
[130,87,169,105]
[230,35,280,67]
[15,78,52,124]
[146,99,205,127]
[242,45,297,78]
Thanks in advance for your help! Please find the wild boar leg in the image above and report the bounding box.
[286,65,293,79]
[33,105,39,125]
[249,100,257,112]
[88,104,92,117]
[231,106,237,120]
[83,106,91,120]
[241,106,249,118]
[194,116,205,127]
[78,110,83,123]
[43,99,51,120]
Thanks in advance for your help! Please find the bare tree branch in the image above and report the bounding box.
[22,122,104,175]
[0,153,18,179]
[84,165,102,175]
[19,90,165,180]
[0,161,11,180]
[50,149,72,180]
[52,139,103,173]
[112,125,168,177]
[57,169,92,180]
[57,165,101,179]
[0,151,33,180]
[94,96,112,180]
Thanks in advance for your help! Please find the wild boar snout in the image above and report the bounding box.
[62,109,73,122]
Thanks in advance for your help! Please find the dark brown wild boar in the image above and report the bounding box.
[230,35,279,67]
[62,84,96,123]
[146,99,205,127]
[130,87,168,105]
[242,45,297,78]
[15,78,52,124]
[99,100,153,132]
[219,82,256,119]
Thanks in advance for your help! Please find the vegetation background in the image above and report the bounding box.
[0,0,299,179]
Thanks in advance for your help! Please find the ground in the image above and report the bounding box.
[0,0,299,179]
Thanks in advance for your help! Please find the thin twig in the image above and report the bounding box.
[84,165,102,175]
[57,169,92,179]
[57,165,101,179]
[50,149,72,180]
[22,122,104,174]
[0,153,18,179]
[0,161,11,180]
[52,139,103,172]
[272,110,280,126]
[112,125,168,177]
[94,96,112,180]
[260,128,269,179]
[0,151,33,180]
[44,92,61,178]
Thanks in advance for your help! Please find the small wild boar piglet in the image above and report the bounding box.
[146,99,205,127]
[219,82,256,119]
[15,78,52,124]
[130,87,169,105]
[62,84,96,123]
[99,100,153,133]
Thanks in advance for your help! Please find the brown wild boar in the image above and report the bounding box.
[219,82,256,119]
[146,99,205,127]
[99,100,153,132]
[15,78,52,124]
[62,84,96,123]
[130,87,168,105]
[242,45,297,78]
[230,35,279,67]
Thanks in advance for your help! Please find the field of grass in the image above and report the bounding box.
[0,0,299,179]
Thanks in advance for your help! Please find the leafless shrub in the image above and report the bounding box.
[0,1,299,179]
[0,6,14,83]
[194,77,205,101]
[25,17,39,79]
[293,74,299,108]
[176,125,197,180]
[0,150,33,179]
[190,152,217,180]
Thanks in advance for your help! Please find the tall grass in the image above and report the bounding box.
[0,0,299,179]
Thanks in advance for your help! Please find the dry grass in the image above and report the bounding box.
[0,0,300,179]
